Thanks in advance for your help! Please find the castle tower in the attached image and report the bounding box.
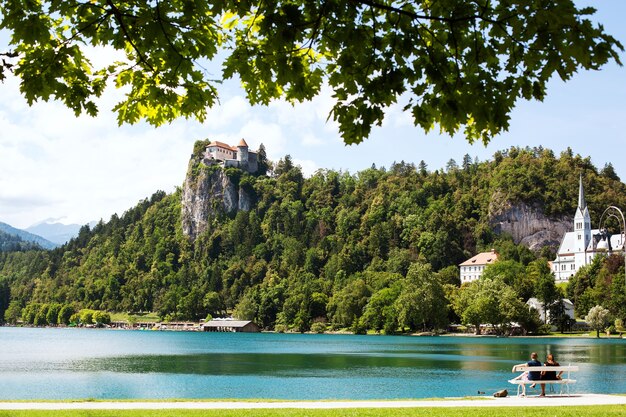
[574,174,591,266]
[237,138,249,164]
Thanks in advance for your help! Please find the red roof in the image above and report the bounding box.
[459,250,499,267]
[208,141,237,151]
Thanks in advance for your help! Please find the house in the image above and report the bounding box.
[459,249,499,284]
[527,297,575,323]
[201,319,260,333]
[204,139,259,173]
[552,175,625,282]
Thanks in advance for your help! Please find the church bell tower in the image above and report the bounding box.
[574,174,591,265]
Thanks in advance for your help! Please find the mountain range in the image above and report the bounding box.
[25,220,97,245]
[0,222,58,250]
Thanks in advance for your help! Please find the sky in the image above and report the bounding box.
[1,1,625,230]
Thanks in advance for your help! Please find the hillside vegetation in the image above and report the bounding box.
[1,146,625,332]
[0,230,43,252]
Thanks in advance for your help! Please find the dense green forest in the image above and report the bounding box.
[1,146,625,333]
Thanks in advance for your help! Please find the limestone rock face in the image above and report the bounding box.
[489,192,571,251]
[181,157,252,240]
[238,187,252,211]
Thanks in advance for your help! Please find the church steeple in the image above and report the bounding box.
[574,174,591,254]
[578,173,587,210]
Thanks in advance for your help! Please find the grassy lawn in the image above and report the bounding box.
[1,407,626,417]
[109,312,161,323]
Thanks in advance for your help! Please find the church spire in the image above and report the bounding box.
[578,174,587,210]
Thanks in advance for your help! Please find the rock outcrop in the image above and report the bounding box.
[488,191,571,251]
[181,155,253,240]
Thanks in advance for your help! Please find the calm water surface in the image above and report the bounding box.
[1,327,625,399]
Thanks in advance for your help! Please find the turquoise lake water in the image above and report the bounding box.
[1,327,625,400]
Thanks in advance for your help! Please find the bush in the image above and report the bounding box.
[4,301,22,324]
[34,304,50,326]
[58,305,75,325]
[274,324,288,333]
[45,303,62,325]
[351,317,367,335]
[69,313,81,325]
[383,319,397,335]
[537,323,552,335]
[92,310,111,325]
[79,309,95,325]
[311,322,327,334]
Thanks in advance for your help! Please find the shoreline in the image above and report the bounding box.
[4,325,623,339]
[1,395,626,409]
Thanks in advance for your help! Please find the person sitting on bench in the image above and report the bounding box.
[515,352,544,396]
[541,353,563,388]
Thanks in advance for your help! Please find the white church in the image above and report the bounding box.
[552,176,624,282]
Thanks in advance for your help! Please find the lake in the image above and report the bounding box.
[1,327,625,400]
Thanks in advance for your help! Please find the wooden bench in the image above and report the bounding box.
[509,365,578,397]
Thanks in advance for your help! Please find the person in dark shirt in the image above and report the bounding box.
[515,352,546,396]
[542,353,562,381]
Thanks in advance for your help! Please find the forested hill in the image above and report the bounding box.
[0,230,43,252]
[0,222,58,250]
[1,146,625,330]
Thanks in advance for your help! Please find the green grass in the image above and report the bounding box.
[109,312,161,323]
[1,406,625,417]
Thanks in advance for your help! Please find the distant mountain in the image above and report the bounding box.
[0,222,58,250]
[25,220,97,245]
[0,229,44,251]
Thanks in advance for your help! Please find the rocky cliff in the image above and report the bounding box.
[488,191,571,251]
[181,155,253,240]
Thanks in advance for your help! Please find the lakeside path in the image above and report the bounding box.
[1,395,626,410]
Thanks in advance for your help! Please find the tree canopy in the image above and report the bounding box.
[0,1,622,144]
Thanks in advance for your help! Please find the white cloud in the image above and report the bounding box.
[202,95,252,130]
[383,100,414,129]
[0,73,198,228]
[293,159,319,177]
[237,120,287,160]
[301,133,326,147]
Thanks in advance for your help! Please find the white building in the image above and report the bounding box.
[527,297,575,323]
[552,175,624,282]
[459,249,499,284]
[205,139,258,173]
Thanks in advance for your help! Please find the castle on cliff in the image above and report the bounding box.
[552,175,624,282]
[204,139,258,173]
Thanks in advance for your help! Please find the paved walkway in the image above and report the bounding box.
[1,395,626,410]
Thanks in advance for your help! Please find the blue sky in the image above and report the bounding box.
[0,1,625,229]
